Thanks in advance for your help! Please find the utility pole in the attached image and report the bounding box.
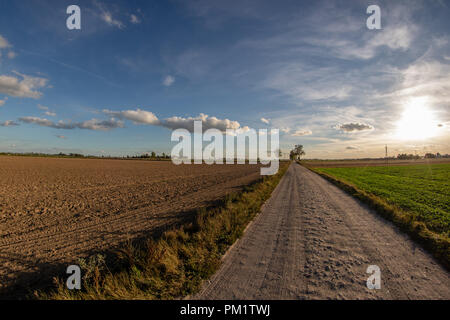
[385,145,388,166]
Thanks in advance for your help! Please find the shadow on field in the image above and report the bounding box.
[0,205,218,300]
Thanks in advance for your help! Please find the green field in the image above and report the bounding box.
[313,164,450,237]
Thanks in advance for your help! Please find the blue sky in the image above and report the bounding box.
[0,0,449,158]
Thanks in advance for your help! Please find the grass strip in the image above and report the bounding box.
[306,165,449,271]
[37,162,290,299]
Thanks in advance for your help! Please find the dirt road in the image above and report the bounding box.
[196,163,450,299]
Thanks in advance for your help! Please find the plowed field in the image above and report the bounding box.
[0,156,261,296]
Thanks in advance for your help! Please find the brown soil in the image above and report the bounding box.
[0,156,261,297]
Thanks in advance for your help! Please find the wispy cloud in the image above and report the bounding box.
[0,96,7,106]
[291,129,312,137]
[0,35,11,49]
[101,11,125,29]
[163,75,175,86]
[335,122,374,133]
[38,104,56,116]
[304,25,413,60]
[130,14,141,24]
[93,1,126,29]
[45,111,56,117]
[262,64,353,102]
[0,34,16,62]
[260,117,270,124]
[387,60,450,105]
[19,116,124,131]
[0,120,19,127]
[19,49,120,88]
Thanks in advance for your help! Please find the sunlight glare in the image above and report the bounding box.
[395,97,440,140]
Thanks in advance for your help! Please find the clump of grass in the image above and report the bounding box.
[38,162,290,300]
[308,166,449,270]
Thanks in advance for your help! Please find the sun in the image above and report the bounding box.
[395,97,440,140]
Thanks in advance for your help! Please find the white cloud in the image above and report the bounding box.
[291,129,312,136]
[7,51,16,59]
[103,108,160,125]
[130,14,141,24]
[102,109,250,133]
[163,75,175,86]
[162,113,242,132]
[38,104,49,110]
[346,145,360,150]
[0,72,48,98]
[260,117,270,124]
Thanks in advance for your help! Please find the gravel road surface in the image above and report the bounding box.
[196,163,450,299]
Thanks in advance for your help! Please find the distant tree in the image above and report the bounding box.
[289,144,305,160]
[424,153,436,159]
[397,153,419,160]
[151,151,156,158]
